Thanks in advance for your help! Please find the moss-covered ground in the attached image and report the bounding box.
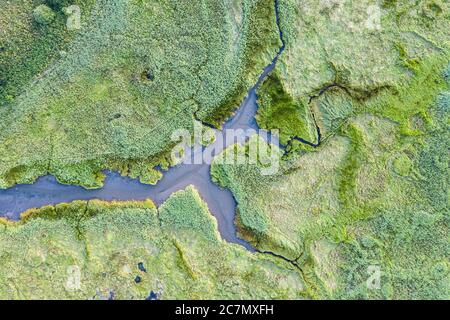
[211,0,449,299]
[212,76,449,298]
[257,0,450,145]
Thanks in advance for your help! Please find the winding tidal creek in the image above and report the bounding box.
[0,2,288,250]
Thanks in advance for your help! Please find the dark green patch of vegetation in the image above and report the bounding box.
[257,74,314,145]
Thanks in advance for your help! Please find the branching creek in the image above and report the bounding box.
[0,1,321,262]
